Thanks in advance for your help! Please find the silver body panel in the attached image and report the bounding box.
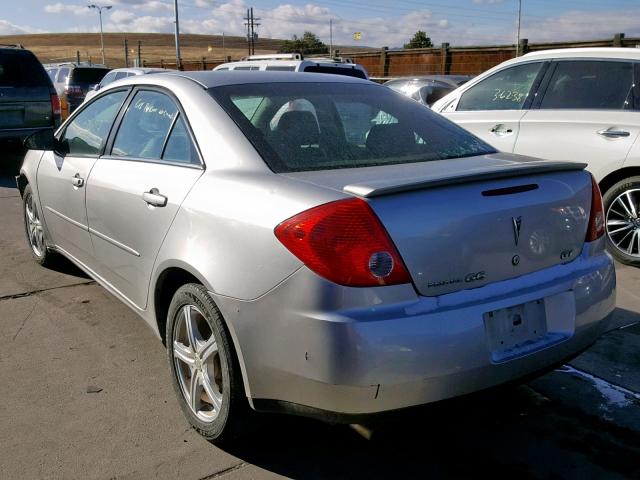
[20,71,616,417]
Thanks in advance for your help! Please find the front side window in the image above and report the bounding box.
[457,62,543,111]
[112,90,178,159]
[539,61,635,110]
[59,90,127,156]
[211,82,495,173]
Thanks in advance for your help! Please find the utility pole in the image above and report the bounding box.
[173,0,182,70]
[244,8,260,56]
[222,31,225,59]
[329,18,333,57]
[124,39,129,67]
[245,9,251,56]
[515,0,522,57]
[137,40,142,67]
[88,4,112,65]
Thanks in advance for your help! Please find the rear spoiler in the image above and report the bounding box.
[344,161,588,198]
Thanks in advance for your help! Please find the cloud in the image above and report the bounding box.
[44,3,94,16]
[195,0,217,7]
[521,8,640,42]
[0,20,40,35]
[47,1,640,49]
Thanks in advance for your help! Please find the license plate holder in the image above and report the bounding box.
[484,299,548,361]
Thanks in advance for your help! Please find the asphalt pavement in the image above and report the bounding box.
[1,150,639,479]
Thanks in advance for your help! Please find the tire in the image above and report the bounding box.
[22,184,55,267]
[602,176,640,266]
[166,283,252,443]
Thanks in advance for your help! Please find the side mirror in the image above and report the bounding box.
[90,84,100,91]
[24,129,58,151]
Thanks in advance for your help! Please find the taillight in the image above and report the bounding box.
[51,93,61,116]
[586,174,605,242]
[274,198,411,287]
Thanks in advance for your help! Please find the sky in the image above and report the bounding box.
[2,0,640,48]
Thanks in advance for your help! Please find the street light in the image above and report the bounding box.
[88,4,112,65]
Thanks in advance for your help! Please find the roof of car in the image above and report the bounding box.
[161,70,373,88]
[523,47,640,61]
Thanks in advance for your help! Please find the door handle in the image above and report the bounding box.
[490,124,514,136]
[597,128,630,138]
[71,173,84,188]
[142,188,168,207]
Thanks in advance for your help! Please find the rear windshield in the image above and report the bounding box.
[0,50,50,87]
[210,82,495,173]
[70,68,109,84]
[303,65,366,79]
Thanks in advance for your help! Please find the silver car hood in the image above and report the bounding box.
[282,153,586,198]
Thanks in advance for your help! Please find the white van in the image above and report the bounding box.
[213,54,368,79]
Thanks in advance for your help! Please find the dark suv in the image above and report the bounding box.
[45,62,110,116]
[0,45,60,143]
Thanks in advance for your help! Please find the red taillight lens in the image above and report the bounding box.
[274,198,411,287]
[50,94,61,116]
[586,174,605,242]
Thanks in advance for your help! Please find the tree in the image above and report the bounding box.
[280,31,329,55]
[404,30,433,49]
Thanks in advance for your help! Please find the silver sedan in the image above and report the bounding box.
[18,71,616,443]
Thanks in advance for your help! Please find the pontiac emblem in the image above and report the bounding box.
[512,216,522,246]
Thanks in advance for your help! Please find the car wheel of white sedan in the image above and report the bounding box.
[166,283,250,443]
[603,176,640,266]
[22,185,54,266]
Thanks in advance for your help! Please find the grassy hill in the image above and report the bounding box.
[0,32,370,69]
[0,32,284,68]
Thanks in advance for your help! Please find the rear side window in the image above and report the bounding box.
[114,72,128,81]
[265,66,296,71]
[70,68,109,84]
[112,90,178,159]
[59,90,127,156]
[539,61,635,110]
[162,115,199,165]
[57,68,69,83]
[211,82,495,173]
[457,62,543,111]
[303,65,367,79]
[0,50,50,87]
[99,71,117,87]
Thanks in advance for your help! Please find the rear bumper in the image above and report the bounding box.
[212,242,615,417]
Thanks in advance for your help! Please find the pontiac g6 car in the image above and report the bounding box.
[18,71,615,443]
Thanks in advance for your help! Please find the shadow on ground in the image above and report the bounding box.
[223,383,640,479]
[45,253,91,279]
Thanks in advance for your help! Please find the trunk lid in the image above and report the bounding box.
[283,154,592,296]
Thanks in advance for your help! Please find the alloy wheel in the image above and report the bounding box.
[24,193,45,258]
[606,188,640,257]
[172,304,224,423]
